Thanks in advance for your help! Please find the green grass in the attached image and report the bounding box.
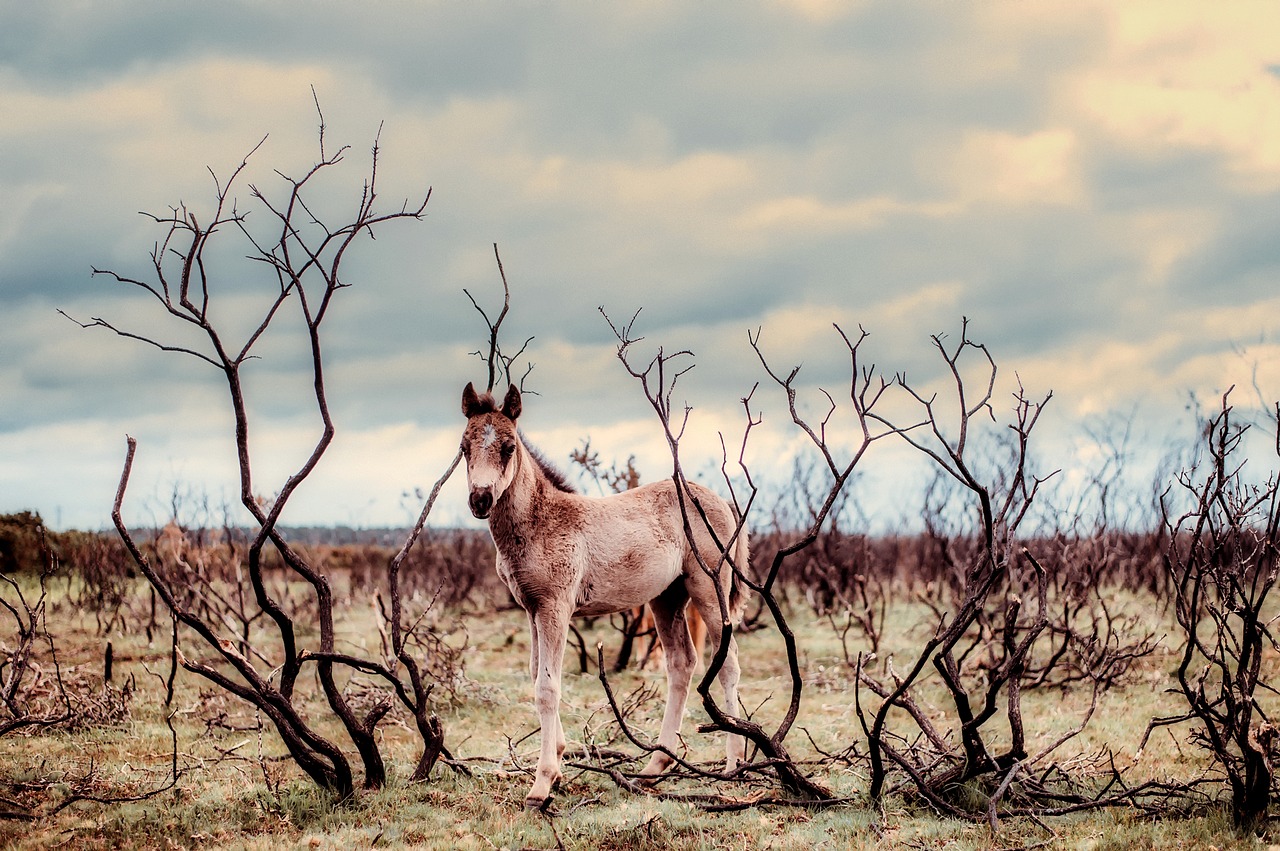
[0,572,1269,849]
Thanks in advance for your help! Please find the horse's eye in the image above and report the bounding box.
[460,442,469,458]
[500,442,516,461]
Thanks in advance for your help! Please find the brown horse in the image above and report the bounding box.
[633,603,707,672]
[460,383,749,807]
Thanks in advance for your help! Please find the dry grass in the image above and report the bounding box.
[0,565,1268,850]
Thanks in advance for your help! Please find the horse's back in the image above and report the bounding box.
[609,479,736,530]
[618,478,743,587]
[566,479,741,617]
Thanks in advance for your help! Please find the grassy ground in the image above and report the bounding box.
[0,571,1271,850]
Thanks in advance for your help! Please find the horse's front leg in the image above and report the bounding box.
[525,604,570,808]
[526,610,539,681]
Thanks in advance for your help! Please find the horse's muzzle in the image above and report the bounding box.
[469,489,493,519]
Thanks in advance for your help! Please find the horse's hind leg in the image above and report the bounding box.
[689,592,745,771]
[639,583,696,779]
[525,604,570,808]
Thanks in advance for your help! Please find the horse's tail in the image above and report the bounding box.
[726,513,751,625]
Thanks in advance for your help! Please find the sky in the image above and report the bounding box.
[2,1,1279,532]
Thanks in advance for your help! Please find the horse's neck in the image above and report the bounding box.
[489,445,549,551]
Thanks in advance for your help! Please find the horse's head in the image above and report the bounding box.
[460,382,523,519]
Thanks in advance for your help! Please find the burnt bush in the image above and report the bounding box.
[0,512,51,575]
[345,529,505,611]
[1159,395,1280,833]
[58,530,137,634]
[760,526,1167,609]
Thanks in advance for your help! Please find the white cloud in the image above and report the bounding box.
[0,59,342,177]
[734,194,958,235]
[1067,2,1280,190]
[0,181,67,256]
[945,129,1086,207]
[1001,292,1280,421]
[770,0,867,24]
[1121,209,1218,288]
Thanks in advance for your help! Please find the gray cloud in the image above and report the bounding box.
[1171,195,1280,307]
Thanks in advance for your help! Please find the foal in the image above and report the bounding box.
[460,383,749,807]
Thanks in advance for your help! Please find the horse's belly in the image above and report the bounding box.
[574,594,659,618]
[571,551,683,617]
[573,593,656,618]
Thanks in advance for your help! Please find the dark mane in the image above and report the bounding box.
[520,432,576,494]
[468,391,501,414]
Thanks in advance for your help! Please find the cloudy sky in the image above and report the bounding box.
[3,1,1279,532]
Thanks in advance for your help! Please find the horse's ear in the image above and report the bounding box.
[462,382,482,417]
[501,384,522,421]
